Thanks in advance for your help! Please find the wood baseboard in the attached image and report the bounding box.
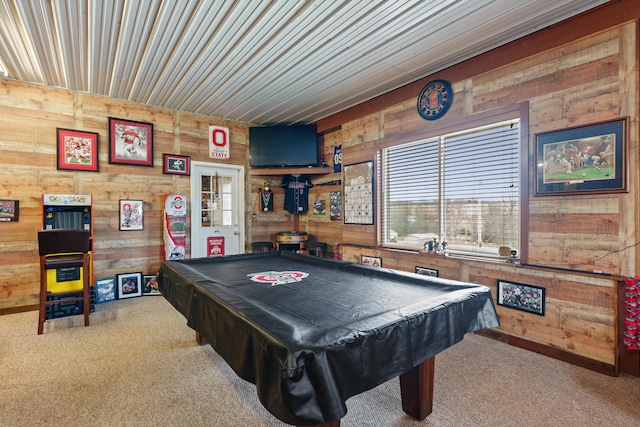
[475,329,620,377]
[0,304,38,316]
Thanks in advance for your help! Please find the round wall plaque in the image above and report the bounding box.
[417,79,453,120]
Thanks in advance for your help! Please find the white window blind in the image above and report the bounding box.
[381,119,520,257]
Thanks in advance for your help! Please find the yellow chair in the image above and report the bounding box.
[37,229,91,334]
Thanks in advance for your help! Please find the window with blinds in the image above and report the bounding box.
[380,119,520,257]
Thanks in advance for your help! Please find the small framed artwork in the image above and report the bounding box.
[116,272,143,299]
[497,280,545,316]
[56,128,99,172]
[415,266,439,277]
[535,118,627,196]
[94,278,116,303]
[0,200,19,222]
[108,117,154,167]
[119,200,144,231]
[330,191,342,221]
[142,274,160,295]
[313,199,326,215]
[361,255,382,267]
[163,154,190,175]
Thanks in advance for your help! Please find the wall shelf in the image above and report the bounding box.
[249,166,332,176]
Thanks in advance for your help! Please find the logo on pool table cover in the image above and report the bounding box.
[247,271,309,286]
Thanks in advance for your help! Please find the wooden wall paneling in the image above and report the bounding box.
[0,79,251,310]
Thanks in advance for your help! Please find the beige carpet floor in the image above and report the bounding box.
[1,296,639,426]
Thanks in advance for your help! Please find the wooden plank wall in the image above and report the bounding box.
[277,22,637,373]
[0,82,248,311]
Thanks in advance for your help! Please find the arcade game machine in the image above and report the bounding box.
[42,193,95,319]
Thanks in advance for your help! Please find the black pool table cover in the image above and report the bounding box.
[158,251,499,425]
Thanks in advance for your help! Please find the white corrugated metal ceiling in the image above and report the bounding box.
[0,0,609,125]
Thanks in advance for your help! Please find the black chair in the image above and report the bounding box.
[251,241,274,252]
[38,229,91,335]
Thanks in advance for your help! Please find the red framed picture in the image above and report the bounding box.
[163,154,190,175]
[108,117,154,167]
[56,128,99,172]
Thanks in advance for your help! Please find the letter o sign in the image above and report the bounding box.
[209,125,230,159]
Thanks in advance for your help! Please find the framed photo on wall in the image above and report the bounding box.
[415,266,439,277]
[108,117,154,167]
[116,272,143,299]
[344,160,374,225]
[361,255,382,267]
[163,154,190,175]
[56,128,99,172]
[497,280,545,316]
[0,199,19,222]
[535,118,627,196]
[119,200,144,231]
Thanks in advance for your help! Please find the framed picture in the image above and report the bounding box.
[330,191,342,221]
[108,117,154,167]
[497,280,545,316]
[142,274,160,295]
[163,154,190,175]
[535,119,627,196]
[119,200,144,231]
[361,255,382,267]
[116,272,143,299]
[313,199,326,215]
[0,199,19,222]
[344,160,374,225]
[56,128,99,172]
[94,278,116,303]
[415,266,439,277]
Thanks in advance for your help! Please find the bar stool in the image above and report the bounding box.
[37,228,92,335]
[251,241,274,252]
[306,242,328,257]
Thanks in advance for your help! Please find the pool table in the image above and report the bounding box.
[158,251,499,426]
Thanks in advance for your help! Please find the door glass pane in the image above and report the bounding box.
[201,175,213,227]
[200,173,230,227]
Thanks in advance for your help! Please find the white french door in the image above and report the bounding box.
[190,161,245,258]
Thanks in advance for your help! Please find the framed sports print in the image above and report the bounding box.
[56,128,99,172]
[497,280,545,316]
[116,272,143,299]
[0,200,19,222]
[119,200,144,231]
[344,160,374,225]
[361,255,382,267]
[415,266,439,277]
[94,278,116,303]
[142,274,160,295]
[108,117,154,167]
[535,119,626,196]
[163,154,190,175]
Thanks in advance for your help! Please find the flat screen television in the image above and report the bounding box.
[249,124,319,168]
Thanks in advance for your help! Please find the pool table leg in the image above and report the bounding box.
[303,421,340,427]
[196,332,207,345]
[399,356,435,420]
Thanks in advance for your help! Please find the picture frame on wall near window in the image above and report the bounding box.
[108,117,154,167]
[343,160,374,225]
[535,118,627,196]
[56,128,99,172]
